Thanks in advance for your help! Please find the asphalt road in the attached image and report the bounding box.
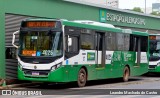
[1,73,160,98]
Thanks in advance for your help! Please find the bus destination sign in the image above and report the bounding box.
[26,21,56,27]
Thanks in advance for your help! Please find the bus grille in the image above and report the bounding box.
[22,69,50,76]
[149,65,157,69]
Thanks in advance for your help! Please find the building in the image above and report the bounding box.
[106,0,119,8]
[78,0,106,6]
[72,0,119,8]
[152,0,160,12]
[1,0,160,81]
[153,3,160,12]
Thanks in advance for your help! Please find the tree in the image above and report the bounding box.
[150,11,160,16]
[132,7,144,13]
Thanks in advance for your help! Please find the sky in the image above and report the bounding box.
[119,0,159,9]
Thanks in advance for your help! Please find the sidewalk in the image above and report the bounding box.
[0,83,35,89]
[0,79,38,89]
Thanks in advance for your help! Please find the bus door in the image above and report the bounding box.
[95,32,105,79]
[133,36,141,67]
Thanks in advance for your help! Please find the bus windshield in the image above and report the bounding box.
[19,31,63,57]
[150,39,160,57]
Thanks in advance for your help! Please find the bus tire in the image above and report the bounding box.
[123,66,130,82]
[77,68,87,87]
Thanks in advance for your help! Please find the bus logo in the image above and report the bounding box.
[34,65,37,69]
[87,52,95,61]
[100,9,107,22]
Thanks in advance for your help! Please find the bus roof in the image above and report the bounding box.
[63,20,123,33]
[22,18,148,36]
[23,18,60,21]
[73,20,115,28]
[132,30,148,36]
[63,20,148,36]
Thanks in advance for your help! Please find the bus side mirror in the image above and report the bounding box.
[68,37,72,46]
[12,30,19,48]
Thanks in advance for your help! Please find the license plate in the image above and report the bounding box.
[32,72,39,76]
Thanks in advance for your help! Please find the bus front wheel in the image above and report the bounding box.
[77,68,87,87]
[123,66,130,82]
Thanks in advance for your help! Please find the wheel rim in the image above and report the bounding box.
[124,69,129,80]
[78,69,86,87]
[79,72,85,83]
[124,67,129,81]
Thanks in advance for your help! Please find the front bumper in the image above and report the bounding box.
[148,65,160,72]
[18,66,68,82]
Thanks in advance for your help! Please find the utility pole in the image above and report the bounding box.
[145,0,146,13]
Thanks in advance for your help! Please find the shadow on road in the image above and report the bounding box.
[24,77,142,90]
[86,78,141,87]
[142,72,160,77]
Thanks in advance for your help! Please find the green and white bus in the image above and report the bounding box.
[12,19,149,87]
[149,34,160,72]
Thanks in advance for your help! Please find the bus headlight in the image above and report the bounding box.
[18,62,23,70]
[157,62,160,66]
[51,63,62,71]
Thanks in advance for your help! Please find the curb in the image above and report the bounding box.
[0,83,40,89]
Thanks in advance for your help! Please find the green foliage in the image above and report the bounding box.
[150,11,160,16]
[132,7,144,13]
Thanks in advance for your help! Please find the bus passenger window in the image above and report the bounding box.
[141,36,148,52]
[65,36,79,53]
[106,32,116,50]
[81,29,95,50]
[116,33,124,51]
